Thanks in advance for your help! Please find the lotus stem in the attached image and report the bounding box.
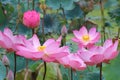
[61,35,66,46]
[100,0,105,42]
[14,53,16,80]
[24,59,28,80]
[32,0,35,10]
[117,27,120,38]
[6,66,9,76]
[27,0,29,9]
[70,68,73,80]
[99,0,105,80]
[43,61,47,80]
[41,5,46,80]
[100,63,102,80]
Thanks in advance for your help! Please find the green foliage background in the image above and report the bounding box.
[0,0,120,80]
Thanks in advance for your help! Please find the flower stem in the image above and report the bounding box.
[24,59,28,80]
[32,0,35,10]
[100,0,105,42]
[60,4,66,21]
[27,0,29,9]
[5,66,9,76]
[61,35,66,46]
[14,53,16,80]
[43,61,47,80]
[99,0,105,80]
[117,27,120,38]
[42,8,47,80]
[41,4,47,80]
[42,9,46,42]
[100,63,102,80]
[70,68,73,80]
[32,29,35,34]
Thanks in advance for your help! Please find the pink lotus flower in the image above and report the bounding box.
[72,26,100,47]
[23,10,40,28]
[0,31,13,51]
[16,34,44,60]
[78,39,119,65]
[40,36,69,62]
[57,54,86,70]
[102,39,119,63]
[0,28,25,51]
[16,34,69,61]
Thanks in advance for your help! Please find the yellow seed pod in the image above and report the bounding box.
[40,4,47,11]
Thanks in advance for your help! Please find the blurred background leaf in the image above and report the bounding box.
[0,61,6,80]
[103,54,120,80]
[0,0,120,80]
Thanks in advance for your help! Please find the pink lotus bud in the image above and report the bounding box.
[61,25,68,36]
[23,10,40,28]
[2,55,10,66]
[4,10,7,14]
[7,70,14,80]
[56,36,62,43]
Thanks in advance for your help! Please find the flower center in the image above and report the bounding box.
[82,35,90,42]
[37,46,46,51]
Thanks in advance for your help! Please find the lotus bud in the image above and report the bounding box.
[6,70,14,80]
[2,55,10,66]
[23,10,40,28]
[61,25,67,36]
